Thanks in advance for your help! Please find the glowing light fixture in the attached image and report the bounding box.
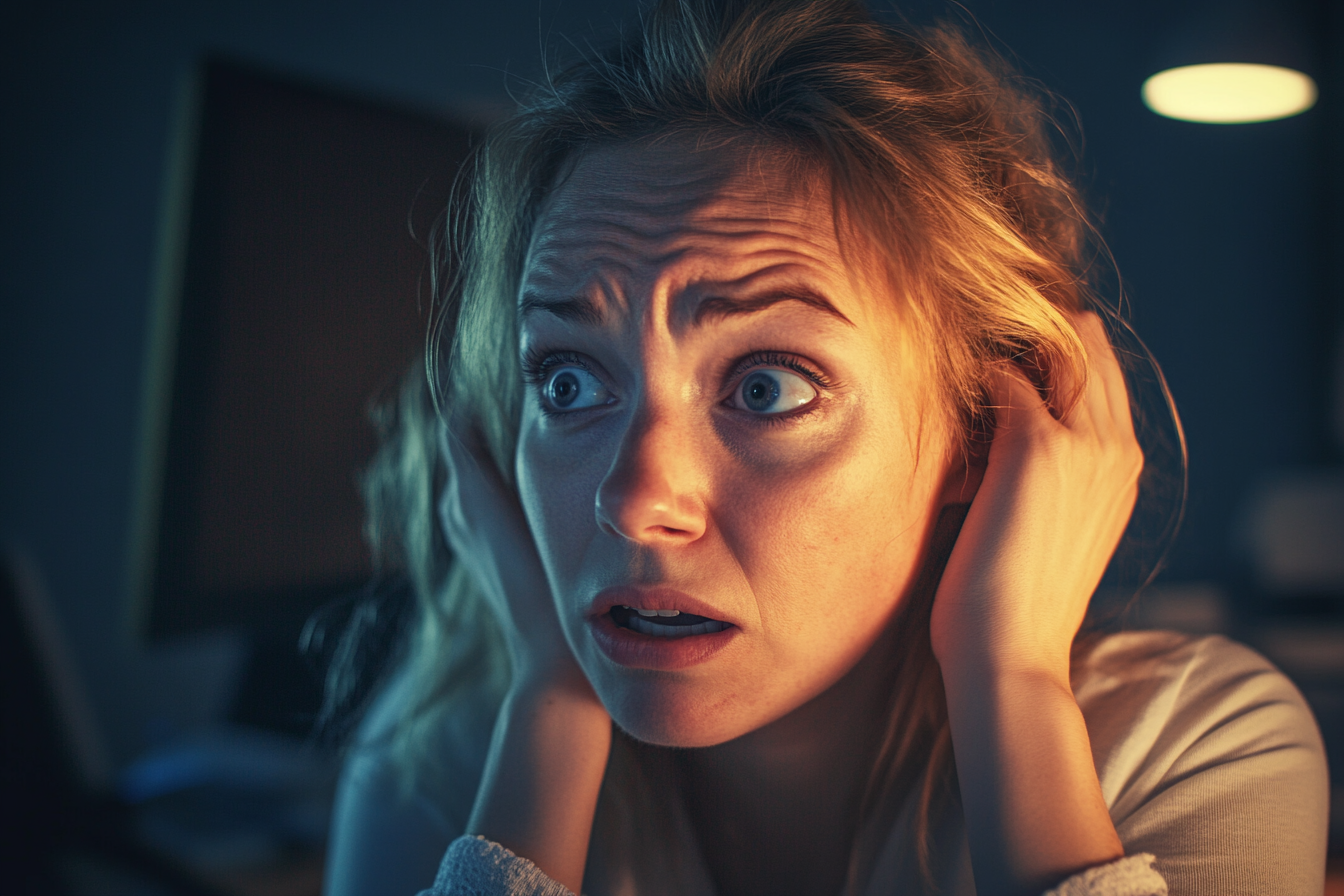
[1142,63,1317,124]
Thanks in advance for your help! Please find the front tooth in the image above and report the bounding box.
[636,608,659,617]
[657,609,680,617]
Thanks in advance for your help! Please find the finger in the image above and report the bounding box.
[1058,312,1131,437]
[988,360,1058,438]
[1081,314,1135,437]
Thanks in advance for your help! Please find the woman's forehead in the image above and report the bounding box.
[522,141,861,313]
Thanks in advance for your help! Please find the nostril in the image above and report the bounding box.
[594,496,704,544]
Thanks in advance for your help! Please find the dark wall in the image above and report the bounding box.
[1,0,1336,766]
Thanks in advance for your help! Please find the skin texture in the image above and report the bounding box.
[444,139,1137,895]
[514,141,956,749]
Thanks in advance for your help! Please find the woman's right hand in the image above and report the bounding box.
[437,411,587,688]
[438,410,611,895]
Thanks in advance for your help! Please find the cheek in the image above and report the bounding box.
[713,404,936,633]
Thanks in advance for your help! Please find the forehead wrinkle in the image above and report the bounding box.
[553,146,823,243]
[521,231,645,324]
[663,249,834,334]
[563,147,736,203]
[533,147,834,264]
[523,144,850,337]
[525,208,689,307]
[529,230,852,340]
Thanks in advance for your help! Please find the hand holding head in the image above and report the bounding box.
[931,312,1143,680]
[437,410,592,689]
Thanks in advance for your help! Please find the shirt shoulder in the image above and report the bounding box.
[325,665,499,896]
[1072,630,1328,895]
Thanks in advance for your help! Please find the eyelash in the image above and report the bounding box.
[724,351,832,391]
[723,351,832,427]
[519,346,834,422]
[520,347,589,387]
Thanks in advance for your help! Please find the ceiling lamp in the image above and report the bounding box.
[1142,63,1318,124]
[1143,0,1319,125]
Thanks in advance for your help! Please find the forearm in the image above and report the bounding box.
[942,660,1123,896]
[466,675,612,894]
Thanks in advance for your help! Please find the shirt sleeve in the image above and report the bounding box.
[1078,633,1330,896]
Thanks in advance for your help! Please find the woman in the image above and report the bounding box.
[325,1,1328,894]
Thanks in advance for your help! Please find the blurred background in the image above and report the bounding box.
[1,0,1339,893]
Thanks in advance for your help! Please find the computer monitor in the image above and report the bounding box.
[130,58,473,645]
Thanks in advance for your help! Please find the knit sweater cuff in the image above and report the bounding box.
[421,835,576,896]
[1043,854,1167,896]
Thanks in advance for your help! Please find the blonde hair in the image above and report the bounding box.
[389,0,1122,886]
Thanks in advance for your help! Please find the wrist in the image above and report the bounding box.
[931,589,1079,688]
[470,667,611,894]
[935,631,1073,692]
[941,655,1121,895]
[935,620,1078,722]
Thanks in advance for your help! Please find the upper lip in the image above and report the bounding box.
[588,585,741,627]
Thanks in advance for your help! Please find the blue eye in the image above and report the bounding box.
[541,365,611,412]
[729,369,817,414]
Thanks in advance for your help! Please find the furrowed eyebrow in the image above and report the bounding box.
[518,288,854,329]
[518,293,606,326]
[693,289,855,328]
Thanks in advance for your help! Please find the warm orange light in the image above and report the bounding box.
[1142,63,1317,124]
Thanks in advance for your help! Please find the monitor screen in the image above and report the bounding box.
[132,59,473,641]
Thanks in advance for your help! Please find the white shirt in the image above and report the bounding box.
[325,631,1329,895]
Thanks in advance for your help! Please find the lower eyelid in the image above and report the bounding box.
[733,399,825,429]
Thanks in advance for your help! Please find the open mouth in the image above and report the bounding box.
[589,589,739,670]
[610,605,731,638]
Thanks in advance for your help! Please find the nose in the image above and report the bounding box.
[595,408,707,545]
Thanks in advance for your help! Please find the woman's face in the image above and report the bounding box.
[515,139,957,748]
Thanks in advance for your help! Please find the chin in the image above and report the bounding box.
[595,676,761,748]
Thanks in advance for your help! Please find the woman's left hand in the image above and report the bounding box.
[930,311,1143,680]
[930,311,1140,894]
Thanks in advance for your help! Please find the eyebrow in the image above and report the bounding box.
[518,294,606,326]
[693,288,854,328]
[519,288,854,329]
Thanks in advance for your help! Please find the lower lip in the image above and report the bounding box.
[588,612,739,671]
